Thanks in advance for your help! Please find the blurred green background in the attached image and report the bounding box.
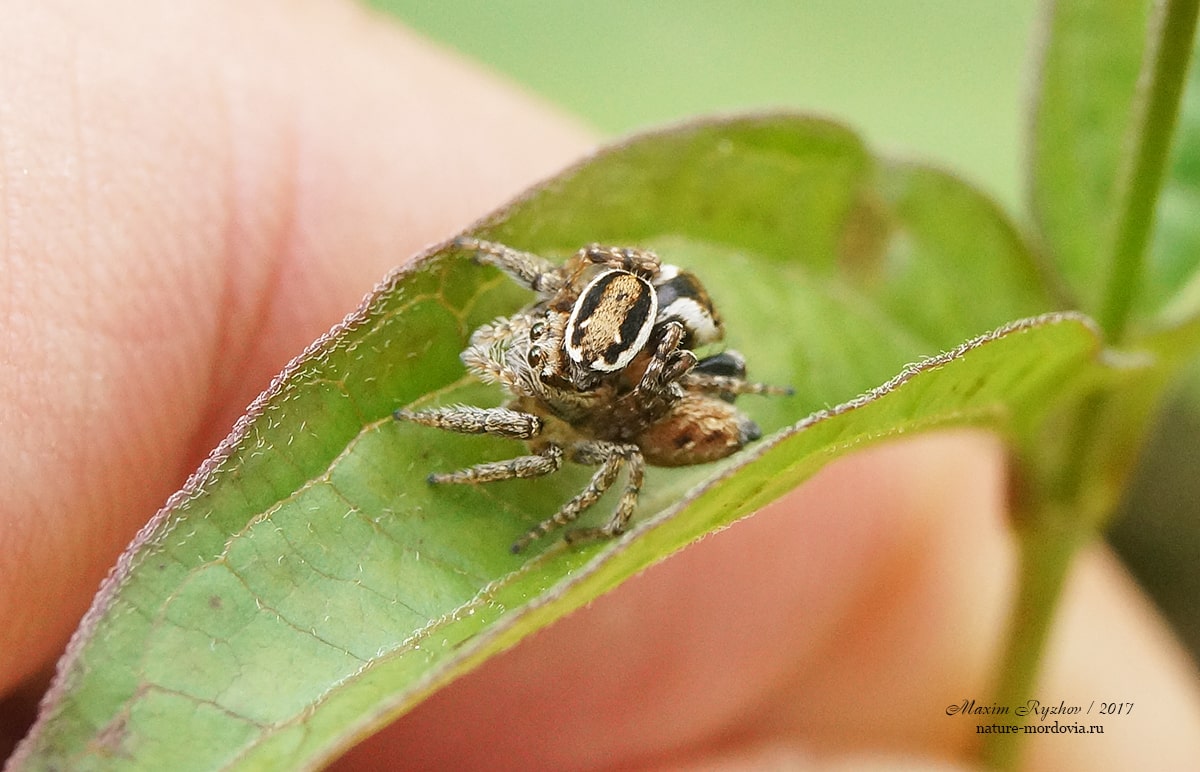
[370,0,1199,662]
[375,1,1039,209]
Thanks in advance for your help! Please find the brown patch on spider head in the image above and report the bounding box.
[565,270,657,372]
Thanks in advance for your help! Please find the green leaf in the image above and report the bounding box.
[12,115,1134,771]
[1029,0,1155,314]
[1030,0,1200,333]
[1152,31,1200,326]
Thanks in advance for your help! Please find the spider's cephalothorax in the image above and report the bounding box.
[396,238,790,552]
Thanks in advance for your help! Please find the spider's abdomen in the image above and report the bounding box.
[565,269,657,373]
[637,394,761,467]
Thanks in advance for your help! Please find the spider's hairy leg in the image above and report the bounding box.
[564,448,645,547]
[580,244,661,277]
[680,372,795,397]
[510,441,640,553]
[394,405,542,439]
[558,244,662,289]
[455,236,563,294]
[428,444,564,486]
[638,321,697,395]
[682,349,794,398]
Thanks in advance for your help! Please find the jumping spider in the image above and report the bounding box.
[396,237,790,553]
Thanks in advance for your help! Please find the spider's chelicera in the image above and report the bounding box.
[396,238,791,553]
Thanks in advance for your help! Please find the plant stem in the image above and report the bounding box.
[984,3,1198,762]
[982,387,1122,769]
[979,515,1083,769]
[1098,0,1200,342]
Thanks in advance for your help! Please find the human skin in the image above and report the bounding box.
[2,2,1199,769]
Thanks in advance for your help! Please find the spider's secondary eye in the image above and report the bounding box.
[564,270,657,372]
